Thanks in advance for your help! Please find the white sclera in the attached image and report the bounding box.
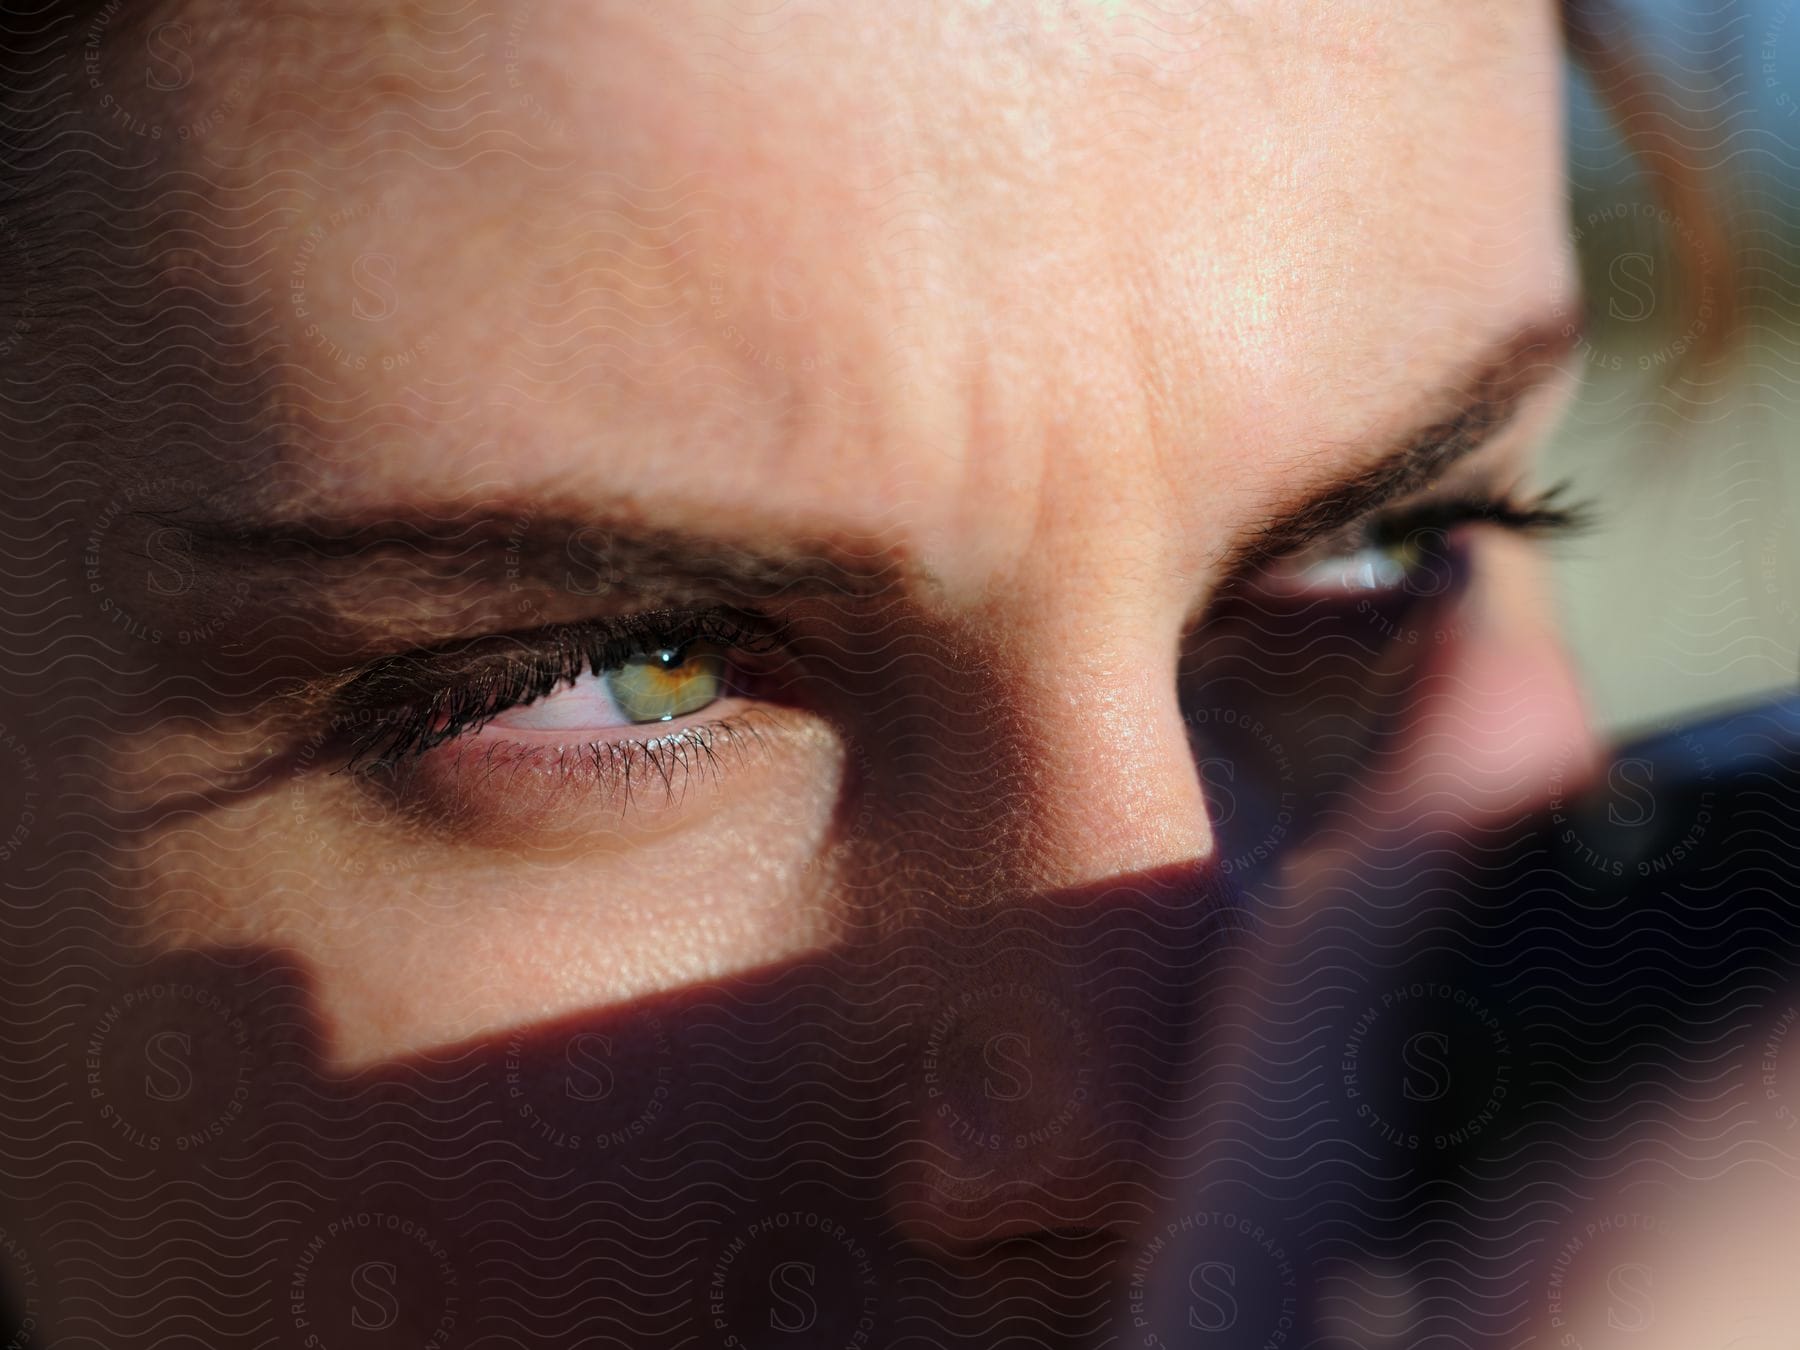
[486,649,725,732]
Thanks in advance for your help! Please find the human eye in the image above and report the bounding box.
[327,605,790,812]
[1247,484,1592,603]
[1181,483,1595,883]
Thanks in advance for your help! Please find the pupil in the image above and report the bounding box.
[653,646,685,671]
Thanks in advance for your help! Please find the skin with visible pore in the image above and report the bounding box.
[91,0,1588,1052]
[2,1,1615,1345]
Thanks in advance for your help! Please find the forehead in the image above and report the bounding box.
[139,0,1572,578]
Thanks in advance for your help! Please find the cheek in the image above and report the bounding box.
[397,706,807,846]
[1376,531,1599,826]
[125,716,851,1068]
[1184,530,1598,882]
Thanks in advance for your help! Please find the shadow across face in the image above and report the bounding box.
[11,860,1242,1350]
[16,698,1800,1349]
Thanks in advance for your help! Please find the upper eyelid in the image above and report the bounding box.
[1292,482,1592,560]
[330,605,775,769]
[1366,484,1594,544]
[340,607,779,700]
[321,485,1586,703]
[1207,486,1595,609]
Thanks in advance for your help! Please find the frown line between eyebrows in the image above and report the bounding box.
[121,307,1579,659]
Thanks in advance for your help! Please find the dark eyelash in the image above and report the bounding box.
[329,488,1587,771]
[331,607,776,771]
[1358,481,1596,550]
[424,717,767,811]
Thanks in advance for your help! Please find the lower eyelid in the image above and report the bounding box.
[369,708,779,839]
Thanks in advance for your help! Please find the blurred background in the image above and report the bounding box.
[1546,0,1800,733]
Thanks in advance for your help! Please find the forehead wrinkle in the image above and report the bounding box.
[113,0,1570,623]
[136,6,1094,529]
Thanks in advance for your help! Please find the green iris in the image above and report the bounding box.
[603,646,725,723]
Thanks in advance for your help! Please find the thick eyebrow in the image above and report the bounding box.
[136,506,911,663]
[173,511,898,601]
[141,313,1578,658]
[1217,318,1582,581]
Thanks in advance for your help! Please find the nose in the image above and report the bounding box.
[879,629,1234,1254]
[1012,638,1222,890]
